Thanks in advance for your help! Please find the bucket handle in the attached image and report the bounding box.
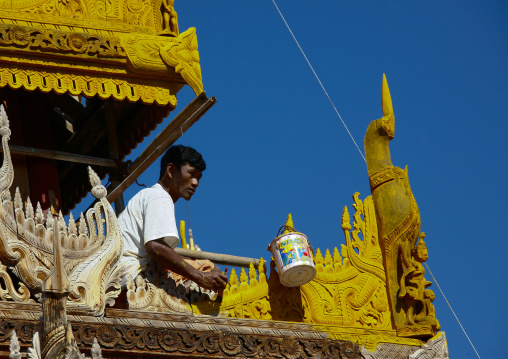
[277,224,297,236]
[275,225,315,257]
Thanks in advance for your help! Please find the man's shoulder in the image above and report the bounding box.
[121,184,172,219]
[136,183,172,203]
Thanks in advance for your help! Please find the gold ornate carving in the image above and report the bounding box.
[0,63,177,106]
[0,0,156,28]
[0,9,155,35]
[220,260,271,320]
[364,75,439,338]
[124,0,154,28]
[121,27,203,96]
[369,167,395,191]
[0,24,126,58]
[0,3,198,104]
[160,27,203,95]
[313,325,423,352]
[295,194,390,331]
[0,109,124,316]
[160,0,179,36]
[133,193,423,350]
[121,35,177,73]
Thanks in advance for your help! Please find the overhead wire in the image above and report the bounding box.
[425,263,482,359]
[270,1,480,357]
[270,0,366,163]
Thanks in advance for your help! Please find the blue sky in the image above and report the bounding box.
[78,1,507,357]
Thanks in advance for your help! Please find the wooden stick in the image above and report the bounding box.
[106,92,216,204]
[3,145,119,167]
[174,248,260,268]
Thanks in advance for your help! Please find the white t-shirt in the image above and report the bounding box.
[118,183,179,284]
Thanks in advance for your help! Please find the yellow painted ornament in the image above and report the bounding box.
[267,214,316,287]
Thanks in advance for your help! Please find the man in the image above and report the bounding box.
[118,145,227,292]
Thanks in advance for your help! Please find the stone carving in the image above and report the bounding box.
[0,107,124,316]
[364,75,439,338]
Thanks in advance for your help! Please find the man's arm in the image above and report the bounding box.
[145,239,227,291]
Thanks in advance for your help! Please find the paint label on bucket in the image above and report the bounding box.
[277,236,313,266]
[269,233,316,287]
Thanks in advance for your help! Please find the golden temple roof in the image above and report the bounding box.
[0,0,207,212]
[0,0,203,105]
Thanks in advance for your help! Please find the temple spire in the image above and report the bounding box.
[380,74,395,139]
[382,74,393,117]
[283,213,295,234]
[43,218,70,294]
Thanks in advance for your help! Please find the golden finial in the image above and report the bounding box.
[382,73,393,117]
[283,213,295,234]
[380,73,395,139]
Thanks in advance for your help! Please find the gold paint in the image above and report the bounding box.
[364,75,439,338]
[283,213,294,234]
[160,0,179,36]
[0,61,178,106]
[159,28,203,95]
[124,190,435,349]
[191,194,427,349]
[0,1,203,103]
[179,220,188,249]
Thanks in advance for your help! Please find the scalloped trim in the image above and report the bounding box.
[0,64,177,106]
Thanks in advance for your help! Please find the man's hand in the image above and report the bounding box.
[146,239,228,292]
[195,270,228,292]
[211,263,222,274]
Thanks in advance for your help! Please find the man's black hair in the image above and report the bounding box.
[159,145,206,180]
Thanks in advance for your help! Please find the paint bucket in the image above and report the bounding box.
[268,226,316,287]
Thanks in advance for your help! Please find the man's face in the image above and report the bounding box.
[171,163,202,201]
